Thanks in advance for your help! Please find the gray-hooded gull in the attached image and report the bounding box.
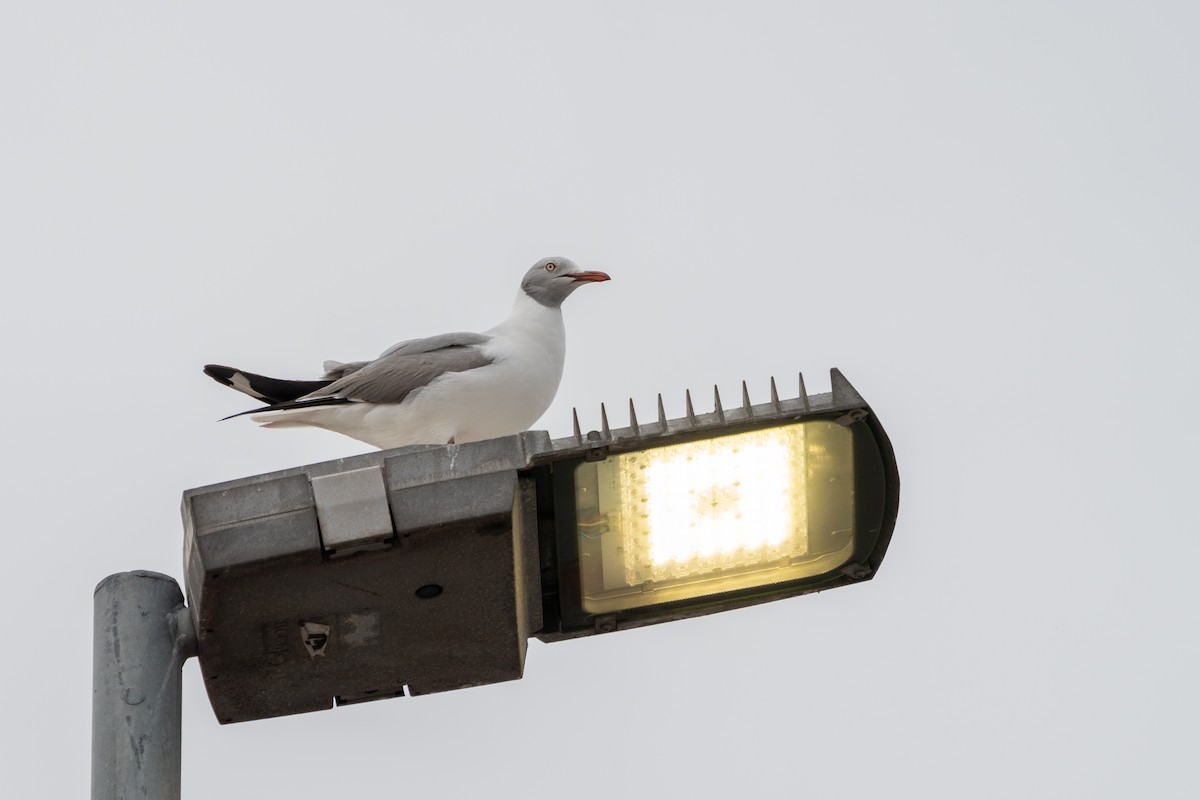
[204,257,610,449]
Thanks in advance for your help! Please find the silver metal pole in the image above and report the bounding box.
[92,571,196,800]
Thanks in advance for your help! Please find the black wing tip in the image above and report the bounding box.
[204,364,236,385]
[220,396,354,421]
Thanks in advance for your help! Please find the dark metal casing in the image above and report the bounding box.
[182,435,546,723]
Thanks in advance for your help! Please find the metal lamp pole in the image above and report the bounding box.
[92,571,196,800]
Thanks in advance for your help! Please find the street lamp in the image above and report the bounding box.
[181,368,897,721]
[92,368,898,797]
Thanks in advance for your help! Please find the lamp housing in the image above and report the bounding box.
[181,369,898,722]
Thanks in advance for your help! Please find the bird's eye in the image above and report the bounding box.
[544,262,557,272]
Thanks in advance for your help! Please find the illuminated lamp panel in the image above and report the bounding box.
[573,421,856,614]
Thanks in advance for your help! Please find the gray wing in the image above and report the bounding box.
[322,332,491,380]
[307,332,494,405]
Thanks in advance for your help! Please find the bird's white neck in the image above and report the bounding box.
[489,289,565,335]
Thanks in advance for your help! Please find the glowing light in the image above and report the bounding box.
[573,421,857,614]
[622,429,805,580]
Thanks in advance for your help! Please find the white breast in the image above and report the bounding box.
[453,291,567,440]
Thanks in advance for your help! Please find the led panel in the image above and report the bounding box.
[573,421,856,614]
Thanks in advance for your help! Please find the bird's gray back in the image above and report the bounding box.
[379,331,491,359]
[309,332,493,405]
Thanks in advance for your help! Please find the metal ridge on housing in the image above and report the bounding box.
[547,368,869,460]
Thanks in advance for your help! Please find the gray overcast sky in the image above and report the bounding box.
[2,2,1197,797]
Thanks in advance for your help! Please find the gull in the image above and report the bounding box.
[204,257,610,449]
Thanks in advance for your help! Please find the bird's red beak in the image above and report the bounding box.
[570,271,611,283]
